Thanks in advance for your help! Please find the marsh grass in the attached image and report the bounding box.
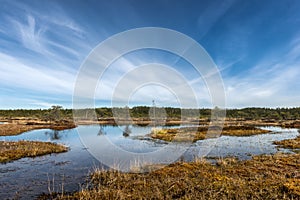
[39,126,299,200]
[0,122,76,136]
[0,141,68,163]
[0,124,41,136]
[58,152,299,200]
[274,135,300,150]
[151,125,271,142]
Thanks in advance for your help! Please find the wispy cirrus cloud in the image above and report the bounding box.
[0,1,93,108]
[8,15,45,53]
[1,0,300,109]
[0,52,75,94]
[223,35,300,108]
[0,0,91,68]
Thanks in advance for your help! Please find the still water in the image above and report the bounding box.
[0,125,298,199]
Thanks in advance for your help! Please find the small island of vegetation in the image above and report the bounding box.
[1,106,300,199]
[0,141,68,163]
[150,125,271,142]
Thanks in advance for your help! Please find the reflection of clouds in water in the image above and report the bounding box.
[80,125,190,171]
[0,125,298,169]
[77,125,300,171]
[189,127,299,161]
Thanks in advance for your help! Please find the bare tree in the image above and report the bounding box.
[48,105,63,124]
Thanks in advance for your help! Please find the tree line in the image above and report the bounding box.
[0,106,300,121]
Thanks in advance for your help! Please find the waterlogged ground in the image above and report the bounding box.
[0,125,299,199]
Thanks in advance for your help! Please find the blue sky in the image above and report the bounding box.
[0,0,300,109]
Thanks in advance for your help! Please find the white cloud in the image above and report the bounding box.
[9,15,45,54]
[0,3,93,108]
[0,52,75,95]
[1,2,91,70]
[224,62,300,108]
[94,61,205,108]
[1,0,299,109]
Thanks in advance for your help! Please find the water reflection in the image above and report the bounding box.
[45,130,61,140]
[0,125,299,199]
[97,126,106,136]
[0,127,98,200]
[123,125,131,137]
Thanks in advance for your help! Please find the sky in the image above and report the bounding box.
[0,0,300,109]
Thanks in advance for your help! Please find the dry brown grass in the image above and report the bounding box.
[0,124,42,136]
[0,141,68,163]
[57,153,299,200]
[151,125,271,142]
[0,122,76,136]
[274,135,300,150]
[40,125,299,200]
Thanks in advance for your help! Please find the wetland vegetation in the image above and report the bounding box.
[1,106,300,125]
[0,141,68,163]
[274,134,300,151]
[150,125,271,142]
[0,122,76,136]
[1,106,300,199]
[56,152,300,200]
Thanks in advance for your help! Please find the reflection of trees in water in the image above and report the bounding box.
[96,124,131,137]
[45,130,61,140]
[123,125,131,137]
[97,125,106,136]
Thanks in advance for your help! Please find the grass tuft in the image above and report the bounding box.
[59,153,300,200]
[0,122,76,136]
[0,141,68,163]
[150,125,271,142]
[274,136,300,150]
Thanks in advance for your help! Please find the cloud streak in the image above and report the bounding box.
[0,52,75,94]
[224,37,300,108]
[0,0,300,109]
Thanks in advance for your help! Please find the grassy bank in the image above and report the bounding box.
[56,152,299,199]
[41,132,300,199]
[0,141,68,163]
[0,122,76,136]
[150,125,271,142]
[274,135,300,150]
